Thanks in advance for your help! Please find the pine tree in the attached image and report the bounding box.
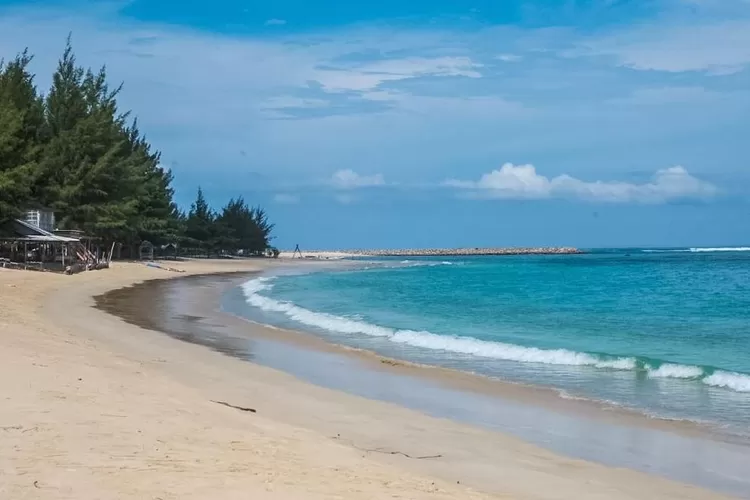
[185,187,215,255]
[34,36,86,212]
[45,36,86,137]
[125,119,179,245]
[38,38,139,243]
[0,50,45,222]
[1,38,275,257]
[214,198,275,256]
[250,206,274,254]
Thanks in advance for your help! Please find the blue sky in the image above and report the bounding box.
[1,0,748,249]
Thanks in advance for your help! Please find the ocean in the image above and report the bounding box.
[236,247,750,436]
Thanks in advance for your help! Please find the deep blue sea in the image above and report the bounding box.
[238,247,750,434]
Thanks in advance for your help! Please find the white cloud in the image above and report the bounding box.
[445,163,719,203]
[273,193,300,204]
[330,169,385,189]
[314,56,483,93]
[264,19,287,26]
[0,5,495,181]
[573,20,750,74]
[496,53,522,62]
[1,1,744,193]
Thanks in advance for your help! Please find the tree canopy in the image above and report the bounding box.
[0,38,275,257]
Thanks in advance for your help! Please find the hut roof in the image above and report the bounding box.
[0,219,79,243]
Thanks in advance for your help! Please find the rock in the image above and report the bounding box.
[343,247,582,257]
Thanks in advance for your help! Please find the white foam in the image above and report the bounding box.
[595,357,638,370]
[641,247,750,253]
[388,329,600,365]
[241,279,392,337]
[558,390,590,401]
[241,277,750,394]
[240,278,635,369]
[240,276,274,294]
[689,247,750,253]
[647,363,704,379]
[703,371,750,392]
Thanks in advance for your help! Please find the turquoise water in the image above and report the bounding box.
[238,248,750,434]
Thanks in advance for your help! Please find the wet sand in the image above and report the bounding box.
[0,259,740,499]
[96,270,750,498]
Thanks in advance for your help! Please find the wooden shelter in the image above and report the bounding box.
[139,240,154,261]
[0,218,80,271]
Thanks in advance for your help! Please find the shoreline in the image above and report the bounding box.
[225,310,737,442]
[116,272,725,440]
[96,268,749,497]
[1,260,741,499]
[227,264,750,442]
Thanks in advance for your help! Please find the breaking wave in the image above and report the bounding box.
[642,247,750,253]
[703,371,750,393]
[240,277,750,393]
[689,247,750,253]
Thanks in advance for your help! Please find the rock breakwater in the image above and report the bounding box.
[346,247,582,257]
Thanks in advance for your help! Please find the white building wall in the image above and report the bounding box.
[23,209,56,232]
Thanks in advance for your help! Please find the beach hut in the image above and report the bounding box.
[160,242,179,259]
[139,240,154,261]
[0,218,80,271]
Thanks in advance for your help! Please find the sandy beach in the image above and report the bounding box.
[0,260,737,499]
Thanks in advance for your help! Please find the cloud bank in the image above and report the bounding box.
[573,19,750,74]
[0,0,745,203]
[445,164,718,203]
[330,169,386,189]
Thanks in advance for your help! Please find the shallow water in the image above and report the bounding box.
[96,273,750,497]
[235,249,750,437]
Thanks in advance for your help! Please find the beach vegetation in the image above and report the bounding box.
[0,38,275,257]
[183,190,275,257]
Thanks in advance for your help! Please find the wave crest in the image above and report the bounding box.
[703,371,750,392]
[641,247,750,253]
[690,247,750,253]
[647,363,703,379]
[240,277,750,394]
[241,278,638,369]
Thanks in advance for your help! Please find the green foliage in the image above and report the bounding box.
[0,38,275,255]
[215,197,275,256]
[0,49,45,222]
[184,191,274,256]
[185,187,216,254]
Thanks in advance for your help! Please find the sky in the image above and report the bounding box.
[0,0,748,249]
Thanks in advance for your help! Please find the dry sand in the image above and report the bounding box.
[0,260,734,499]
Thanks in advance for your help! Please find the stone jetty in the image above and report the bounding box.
[344,247,582,257]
